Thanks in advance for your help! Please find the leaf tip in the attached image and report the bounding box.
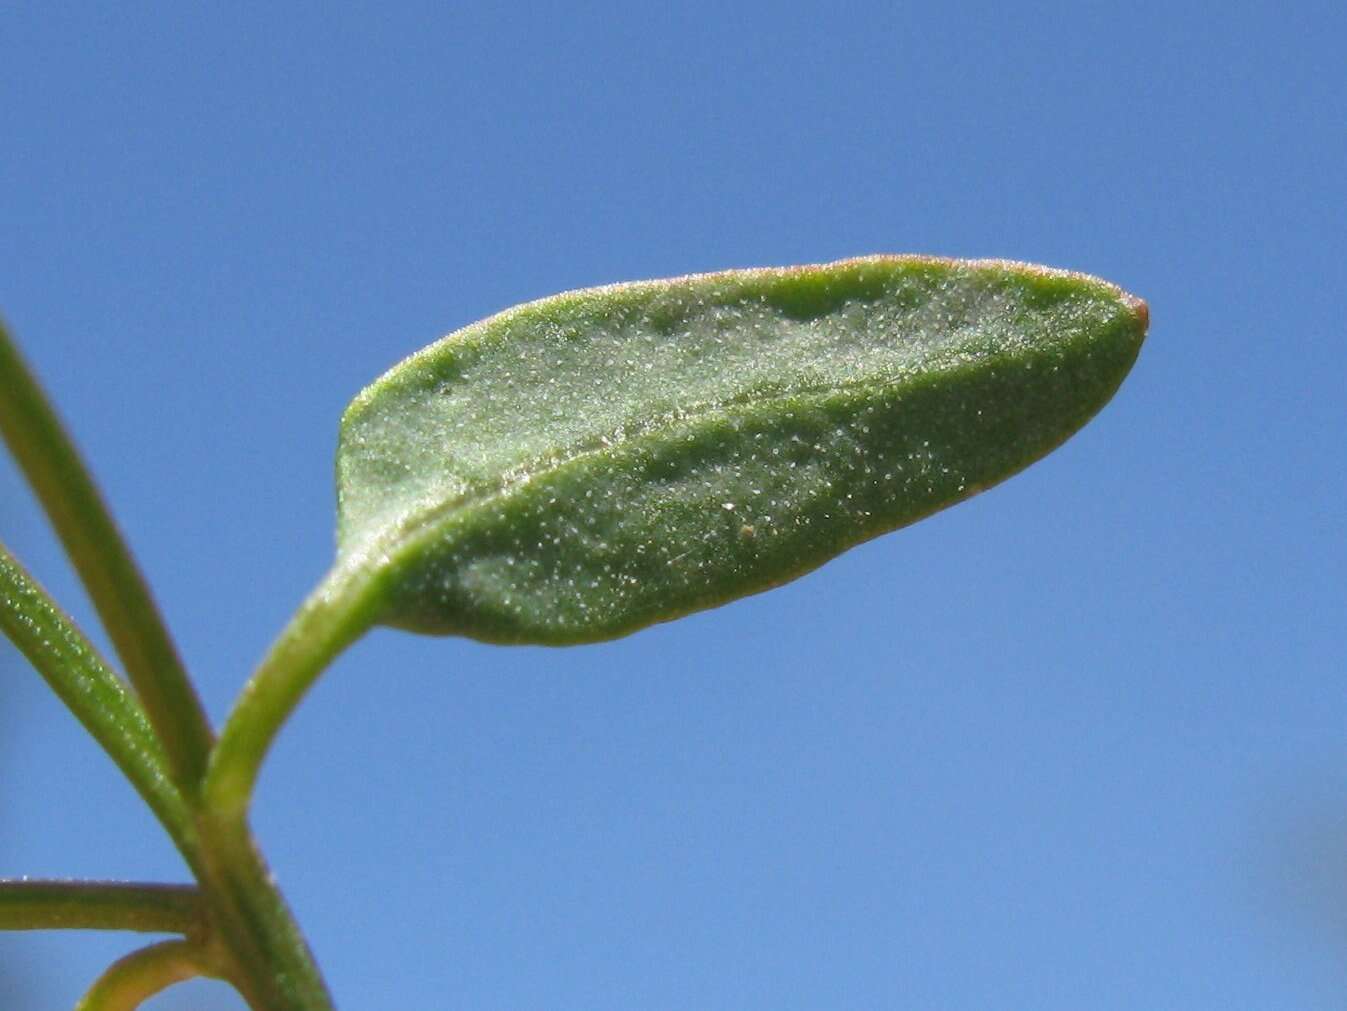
[1124,293,1150,334]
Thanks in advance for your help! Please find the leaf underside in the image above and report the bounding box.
[335,256,1148,645]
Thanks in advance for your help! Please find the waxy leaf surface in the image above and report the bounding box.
[335,256,1148,644]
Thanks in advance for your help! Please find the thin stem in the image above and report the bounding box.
[0,880,201,935]
[204,559,383,822]
[74,940,212,1011]
[182,561,382,1010]
[0,541,197,861]
[0,319,214,794]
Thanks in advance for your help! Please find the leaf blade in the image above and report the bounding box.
[336,256,1147,645]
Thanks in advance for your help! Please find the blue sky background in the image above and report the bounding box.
[2,2,1344,1008]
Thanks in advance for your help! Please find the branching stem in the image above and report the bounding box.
[0,320,214,796]
[0,320,215,795]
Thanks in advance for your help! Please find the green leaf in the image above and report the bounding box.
[207,255,1148,822]
[335,256,1148,645]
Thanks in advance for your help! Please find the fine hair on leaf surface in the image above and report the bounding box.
[1,254,1149,1011]
[334,255,1148,645]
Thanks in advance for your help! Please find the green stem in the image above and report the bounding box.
[1,321,354,1008]
[0,319,214,794]
[205,559,383,822]
[0,552,336,1007]
[0,542,197,861]
[193,815,335,1011]
[181,561,383,1010]
[0,880,201,934]
[74,939,211,1011]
